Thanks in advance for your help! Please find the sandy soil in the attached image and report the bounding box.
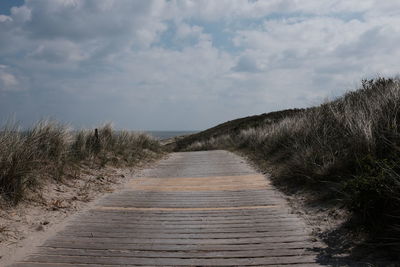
[0,159,163,266]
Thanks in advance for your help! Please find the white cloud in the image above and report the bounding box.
[0,15,12,22]
[30,39,89,63]
[176,23,203,39]
[10,5,31,22]
[1,0,400,129]
[0,65,19,91]
[230,13,400,97]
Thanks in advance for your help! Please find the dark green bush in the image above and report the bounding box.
[345,158,400,230]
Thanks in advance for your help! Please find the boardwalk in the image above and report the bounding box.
[11,150,325,266]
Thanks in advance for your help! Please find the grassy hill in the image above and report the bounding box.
[175,77,400,257]
[173,108,304,151]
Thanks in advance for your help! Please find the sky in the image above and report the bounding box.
[1,0,400,131]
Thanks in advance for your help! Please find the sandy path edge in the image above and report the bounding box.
[0,155,167,266]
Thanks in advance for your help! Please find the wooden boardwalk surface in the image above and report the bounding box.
[11,150,326,266]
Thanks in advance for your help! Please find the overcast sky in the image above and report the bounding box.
[1,0,400,130]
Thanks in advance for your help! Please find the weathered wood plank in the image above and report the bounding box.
[66,220,303,229]
[97,201,283,207]
[82,213,295,220]
[61,226,306,234]
[58,229,309,239]
[73,216,301,224]
[12,263,323,267]
[42,241,317,251]
[33,247,317,258]
[85,208,293,216]
[20,254,320,265]
[50,235,311,245]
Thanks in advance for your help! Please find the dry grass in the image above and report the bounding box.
[177,77,400,254]
[0,121,163,204]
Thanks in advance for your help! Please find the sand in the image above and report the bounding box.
[0,160,161,266]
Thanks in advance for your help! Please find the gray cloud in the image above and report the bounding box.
[232,55,261,72]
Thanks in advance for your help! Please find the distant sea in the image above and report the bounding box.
[146,131,198,140]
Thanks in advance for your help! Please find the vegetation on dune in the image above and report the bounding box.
[0,121,163,203]
[172,109,304,151]
[175,77,400,254]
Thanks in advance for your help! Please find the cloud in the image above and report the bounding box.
[0,65,19,91]
[232,55,261,72]
[10,4,31,22]
[30,39,88,63]
[175,23,204,39]
[1,0,400,130]
[0,14,12,22]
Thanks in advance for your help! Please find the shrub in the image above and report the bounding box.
[0,120,163,203]
[0,124,33,202]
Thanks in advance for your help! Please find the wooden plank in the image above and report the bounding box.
[85,208,292,215]
[11,264,124,267]
[57,230,309,239]
[66,220,302,229]
[94,205,281,211]
[98,201,285,206]
[42,241,317,251]
[33,247,316,258]
[74,216,301,224]
[12,265,323,267]
[61,226,305,235]
[61,226,308,234]
[106,192,279,198]
[70,219,302,227]
[104,194,282,199]
[49,235,311,245]
[82,213,294,220]
[81,212,297,220]
[11,263,322,267]
[20,254,320,265]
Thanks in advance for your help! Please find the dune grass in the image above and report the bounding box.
[176,77,400,253]
[0,121,163,203]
